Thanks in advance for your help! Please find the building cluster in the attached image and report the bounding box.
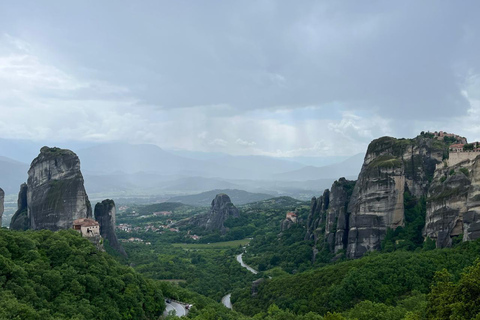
[449,142,480,152]
[115,221,179,233]
[285,211,297,223]
[120,237,151,245]
[432,131,467,144]
[73,218,100,237]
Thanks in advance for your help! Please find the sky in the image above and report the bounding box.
[1,0,480,158]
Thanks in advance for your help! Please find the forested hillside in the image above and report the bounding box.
[0,229,165,319]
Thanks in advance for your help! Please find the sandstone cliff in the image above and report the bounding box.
[10,183,29,231]
[345,135,448,258]
[305,189,329,243]
[424,154,480,247]
[10,147,92,231]
[0,187,4,227]
[187,193,240,233]
[94,199,127,257]
[304,178,355,253]
[325,178,356,253]
[305,133,474,259]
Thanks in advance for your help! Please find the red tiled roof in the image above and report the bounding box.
[73,218,99,227]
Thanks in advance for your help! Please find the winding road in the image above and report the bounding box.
[221,252,259,309]
[221,293,232,309]
[164,300,187,317]
[236,253,258,274]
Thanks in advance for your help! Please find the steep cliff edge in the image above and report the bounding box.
[346,135,449,258]
[304,179,355,253]
[27,147,92,231]
[305,133,473,259]
[9,147,92,231]
[94,199,127,257]
[424,154,480,247]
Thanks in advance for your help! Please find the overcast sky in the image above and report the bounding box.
[1,1,479,158]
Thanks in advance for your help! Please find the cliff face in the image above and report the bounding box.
[306,133,480,259]
[23,147,92,231]
[424,154,480,247]
[304,189,329,243]
[10,183,29,231]
[304,179,355,253]
[346,136,447,258]
[94,199,126,257]
[188,193,240,233]
[325,178,356,253]
[0,188,4,227]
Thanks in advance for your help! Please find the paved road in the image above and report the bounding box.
[164,301,187,317]
[221,253,259,309]
[236,253,258,274]
[221,293,232,309]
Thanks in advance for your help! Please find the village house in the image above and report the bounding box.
[117,223,132,232]
[449,143,466,152]
[73,218,100,238]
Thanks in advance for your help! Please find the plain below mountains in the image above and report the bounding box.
[0,141,363,199]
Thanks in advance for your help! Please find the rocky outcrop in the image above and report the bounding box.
[10,184,29,231]
[424,154,480,247]
[0,188,4,227]
[304,190,329,243]
[305,132,480,258]
[304,179,355,253]
[345,135,449,258]
[187,193,239,234]
[94,199,126,257]
[325,178,356,253]
[281,218,295,231]
[26,147,92,231]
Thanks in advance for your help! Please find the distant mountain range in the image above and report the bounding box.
[0,140,363,200]
[0,156,28,194]
[168,189,274,206]
[273,153,364,181]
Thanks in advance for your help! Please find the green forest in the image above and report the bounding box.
[3,194,480,320]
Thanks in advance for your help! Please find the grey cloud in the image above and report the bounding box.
[1,0,478,120]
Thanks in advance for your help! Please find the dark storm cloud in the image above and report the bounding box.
[1,0,478,119]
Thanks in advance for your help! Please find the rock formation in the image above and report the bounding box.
[94,199,126,257]
[26,147,92,231]
[187,193,239,233]
[10,147,92,231]
[10,183,29,230]
[345,135,449,258]
[281,212,298,231]
[424,154,480,247]
[325,178,356,253]
[0,187,4,227]
[305,178,355,253]
[305,132,477,259]
[305,190,329,243]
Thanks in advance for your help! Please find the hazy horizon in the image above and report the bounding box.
[1,1,479,159]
